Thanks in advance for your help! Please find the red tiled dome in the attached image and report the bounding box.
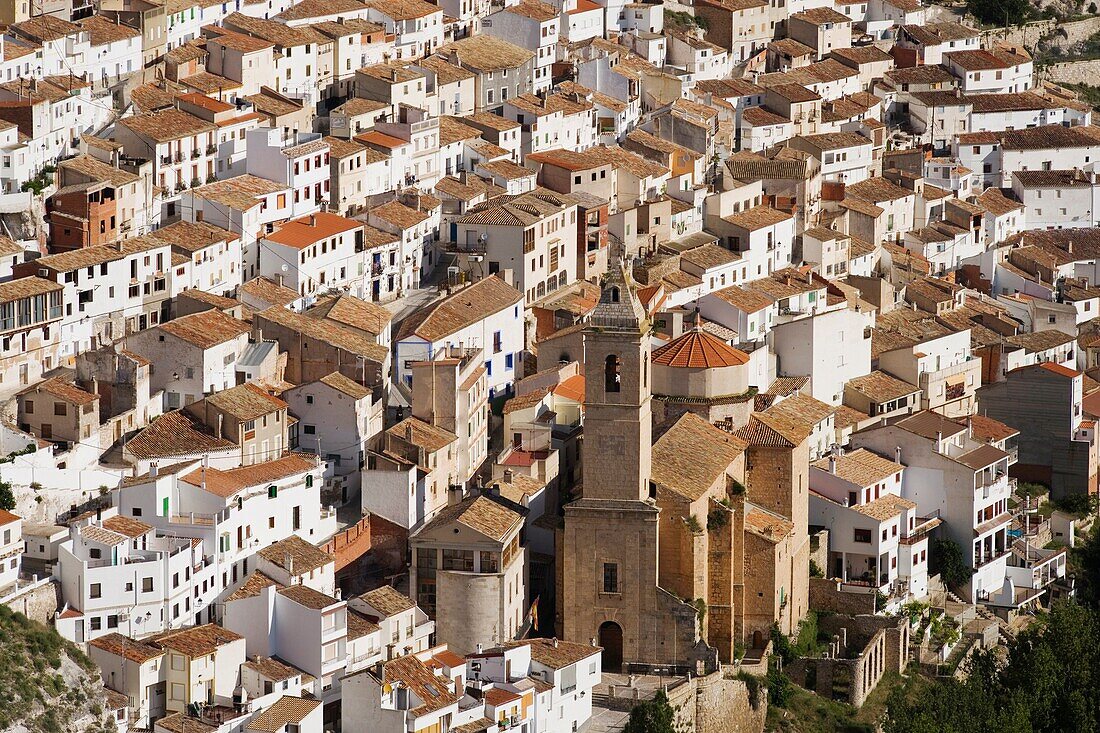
[652,329,749,368]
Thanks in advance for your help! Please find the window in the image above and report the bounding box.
[142,577,153,593]
[602,562,619,593]
[442,549,474,571]
[854,528,872,543]
[54,402,66,416]
[268,485,278,498]
[90,583,101,598]
[605,354,621,392]
[90,548,101,559]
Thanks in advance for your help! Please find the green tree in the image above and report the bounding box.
[1071,522,1100,609]
[0,480,14,512]
[931,538,973,592]
[884,601,1100,733]
[623,690,675,733]
[966,0,1030,26]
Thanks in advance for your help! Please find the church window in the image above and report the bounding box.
[605,355,621,393]
[603,563,619,593]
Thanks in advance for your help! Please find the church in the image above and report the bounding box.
[557,262,811,671]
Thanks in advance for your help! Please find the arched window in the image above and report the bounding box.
[643,352,648,389]
[605,354,621,393]
[609,286,620,303]
[305,474,314,488]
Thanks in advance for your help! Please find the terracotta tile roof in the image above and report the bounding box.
[150,624,243,657]
[812,447,902,486]
[845,370,920,402]
[11,15,80,42]
[553,373,585,402]
[419,495,522,542]
[953,443,1010,470]
[118,108,217,143]
[850,493,907,520]
[652,328,748,369]
[436,34,534,72]
[157,310,250,349]
[79,14,141,44]
[1001,124,1100,151]
[504,0,558,21]
[500,637,600,669]
[652,413,747,501]
[900,21,978,45]
[895,410,966,441]
[743,106,790,126]
[258,535,333,574]
[316,371,373,400]
[254,306,390,363]
[192,174,287,211]
[792,6,850,23]
[126,411,236,459]
[801,132,875,153]
[488,472,544,503]
[413,56,476,85]
[247,696,321,732]
[307,294,391,337]
[397,275,522,342]
[711,284,773,313]
[88,633,165,663]
[23,376,98,406]
[242,656,301,681]
[966,414,1018,443]
[743,507,795,541]
[358,585,416,616]
[365,0,441,19]
[480,159,536,181]
[201,382,287,421]
[240,277,300,308]
[277,584,341,610]
[101,515,153,538]
[370,199,430,230]
[380,655,461,715]
[226,571,282,601]
[386,416,458,452]
[347,609,381,638]
[265,212,361,249]
[484,687,521,706]
[179,454,315,498]
[723,205,793,231]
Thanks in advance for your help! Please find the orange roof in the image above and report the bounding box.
[1038,362,1080,378]
[652,329,749,368]
[0,509,19,526]
[177,92,233,113]
[569,0,600,12]
[355,130,407,149]
[266,212,362,249]
[552,374,585,402]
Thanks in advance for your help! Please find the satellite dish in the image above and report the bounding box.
[479,233,488,242]
[281,264,289,273]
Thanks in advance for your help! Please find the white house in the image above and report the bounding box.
[395,274,525,398]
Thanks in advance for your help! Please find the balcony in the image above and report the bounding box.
[191,149,201,159]
[206,144,217,155]
[174,152,185,163]
[900,514,942,545]
[973,547,1010,570]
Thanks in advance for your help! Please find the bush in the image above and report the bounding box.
[771,623,794,665]
[0,481,13,511]
[810,559,824,578]
[623,690,675,733]
[931,538,974,591]
[1053,493,1098,517]
[767,661,793,706]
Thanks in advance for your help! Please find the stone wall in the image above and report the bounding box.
[808,577,877,615]
[2,581,61,625]
[788,615,908,708]
[1043,59,1100,85]
[664,670,768,733]
[809,529,829,577]
[980,16,1100,50]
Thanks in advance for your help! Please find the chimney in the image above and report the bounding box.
[284,551,294,575]
[828,455,836,474]
[150,461,159,477]
[476,643,483,653]
[895,446,902,464]
[309,214,316,227]
[503,469,513,484]
[405,423,413,442]
[967,415,973,438]
[552,638,559,648]
[935,431,942,453]
[217,413,224,439]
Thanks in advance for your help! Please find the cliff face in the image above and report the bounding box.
[0,605,116,733]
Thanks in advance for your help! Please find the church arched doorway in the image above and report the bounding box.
[599,621,624,672]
